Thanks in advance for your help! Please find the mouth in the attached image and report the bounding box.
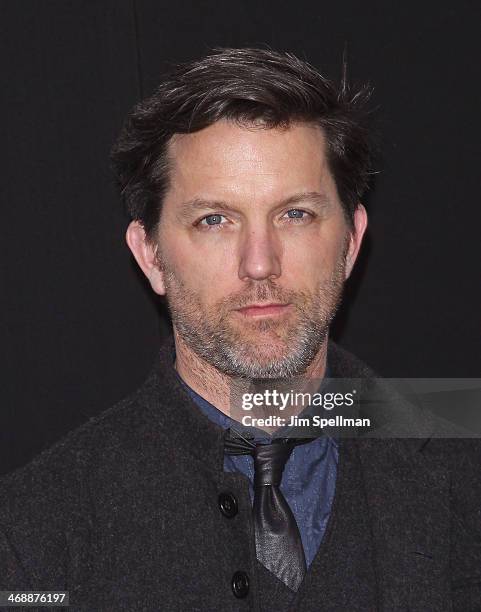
[234,302,292,318]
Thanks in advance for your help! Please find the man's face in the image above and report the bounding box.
[149,120,364,378]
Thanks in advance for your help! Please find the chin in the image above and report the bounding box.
[230,317,293,342]
[235,343,291,366]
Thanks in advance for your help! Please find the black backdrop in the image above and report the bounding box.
[1,0,480,475]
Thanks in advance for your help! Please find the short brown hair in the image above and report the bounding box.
[111,47,375,240]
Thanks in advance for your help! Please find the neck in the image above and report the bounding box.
[173,328,329,417]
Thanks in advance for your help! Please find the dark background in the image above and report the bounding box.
[1,0,480,475]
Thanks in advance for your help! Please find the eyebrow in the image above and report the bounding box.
[178,191,332,219]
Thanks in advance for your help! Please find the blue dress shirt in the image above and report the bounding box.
[175,366,339,568]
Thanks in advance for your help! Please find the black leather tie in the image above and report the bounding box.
[225,429,310,592]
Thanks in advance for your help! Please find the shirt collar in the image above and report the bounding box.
[173,354,332,442]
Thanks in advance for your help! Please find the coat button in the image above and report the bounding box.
[218,492,238,518]
[231,570,249,598]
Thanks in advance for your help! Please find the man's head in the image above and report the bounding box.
[111,48,372,379]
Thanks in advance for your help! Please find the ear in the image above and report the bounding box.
[344,204,368,280]
[125,221,166,295]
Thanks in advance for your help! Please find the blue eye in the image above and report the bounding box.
[286,209,306,219]
[201,214,224,226]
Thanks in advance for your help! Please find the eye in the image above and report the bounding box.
[286,209,305,219]
[199,214,226,227]
[283,209,312,221]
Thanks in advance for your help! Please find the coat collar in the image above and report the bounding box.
[140,334,226,475]
[140,334,436,469]
[327,341,443,459]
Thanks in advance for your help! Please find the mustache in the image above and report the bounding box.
[222,281,308,310]
[221,262,347,311]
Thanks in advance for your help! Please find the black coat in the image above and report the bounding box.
[1,337,480,611]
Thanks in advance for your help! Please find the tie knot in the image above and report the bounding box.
[253,441,295,487]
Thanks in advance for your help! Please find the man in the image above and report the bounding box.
[0,48,480,611]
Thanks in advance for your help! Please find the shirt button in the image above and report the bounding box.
[218,492,238,518]
[231,570,249,598]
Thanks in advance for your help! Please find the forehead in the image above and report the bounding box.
[165,120,338,205]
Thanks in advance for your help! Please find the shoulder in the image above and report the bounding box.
[0,362,163,523]
[331,341,481,602]
[0,362,170,586]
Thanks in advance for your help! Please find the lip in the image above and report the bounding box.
[235,303,292,317]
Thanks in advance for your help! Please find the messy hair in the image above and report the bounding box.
[110,47,374,241]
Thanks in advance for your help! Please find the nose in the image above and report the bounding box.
[237,222,282,282]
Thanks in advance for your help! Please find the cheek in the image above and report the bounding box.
[280,224,347,286]
[162,232,239,300]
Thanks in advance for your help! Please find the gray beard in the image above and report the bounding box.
[158,253,347,380]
